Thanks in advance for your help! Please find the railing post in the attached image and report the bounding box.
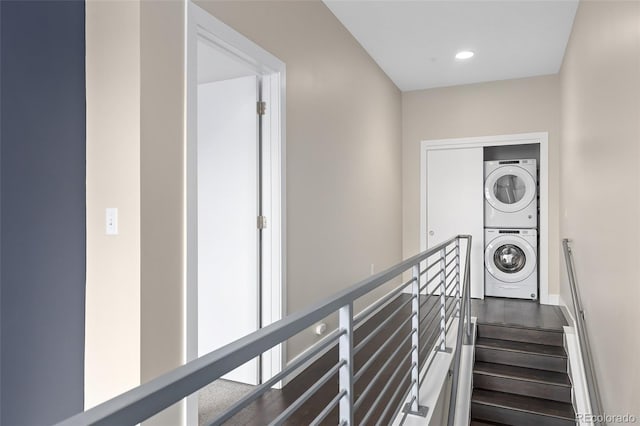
[403,264,428,417]
[411,264,420,410]
[438,247,449,352]
[338,303,354,426]
[455,238,461,317]
[464,236,473,345]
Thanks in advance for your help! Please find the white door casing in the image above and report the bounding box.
[186,2,286,424]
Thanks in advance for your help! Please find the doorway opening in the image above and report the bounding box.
[196,45,262,384]
[186,3,286,424]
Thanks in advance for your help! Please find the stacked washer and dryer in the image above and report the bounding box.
[484,159,538,300]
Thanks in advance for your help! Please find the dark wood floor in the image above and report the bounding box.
[212,293,454,425]
[209,296,567,425]
[471,297,567,331]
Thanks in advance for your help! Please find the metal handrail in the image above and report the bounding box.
[57,234,472,426]
[446,235,473,425]
[563,239,605,425]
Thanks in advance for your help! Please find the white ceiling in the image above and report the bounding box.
[324,0,578,91]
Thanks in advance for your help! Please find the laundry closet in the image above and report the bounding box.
[421,133,548,303]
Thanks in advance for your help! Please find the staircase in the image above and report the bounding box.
[470,322,575,425]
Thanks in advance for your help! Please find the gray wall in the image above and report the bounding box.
[0,1,86,424]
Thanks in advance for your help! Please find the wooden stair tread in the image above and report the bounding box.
[470,421,509,425]
[472,389,575,420]
[476,337,567,358]
[477,322,565,347]
[477,320,565,333]
[474,361,571,386]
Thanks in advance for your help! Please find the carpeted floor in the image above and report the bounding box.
[198,379,255,425]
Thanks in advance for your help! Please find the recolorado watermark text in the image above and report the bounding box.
[577,413,637,423]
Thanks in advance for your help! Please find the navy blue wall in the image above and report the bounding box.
[0,1,86,424]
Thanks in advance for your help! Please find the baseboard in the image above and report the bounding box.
[558,293,592,424]
[558,295,576,326]
[543,293,560,306]
[563,325,592,425]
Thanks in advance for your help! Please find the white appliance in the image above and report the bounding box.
[484,159,537,228]
[485,228,537,300]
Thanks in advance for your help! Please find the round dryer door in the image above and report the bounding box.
[484,166,536,213]
[485,235,536,283]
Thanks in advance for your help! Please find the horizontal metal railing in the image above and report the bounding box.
[57,235,472,426]
[563,239,605,426]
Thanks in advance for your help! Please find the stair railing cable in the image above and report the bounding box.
[56,235,472,426]
[562,238,605,426]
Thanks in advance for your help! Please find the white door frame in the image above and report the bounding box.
[185,3,286,423]
[419,132,552,304]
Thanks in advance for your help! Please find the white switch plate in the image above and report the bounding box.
[106,208,118,235]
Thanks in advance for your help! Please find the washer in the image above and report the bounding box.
[485,228,537,300]
[484,159,537,228]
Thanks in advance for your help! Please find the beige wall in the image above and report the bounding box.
[140,1,186,424]
[85,0,141,408]
[84,0,640,418]
[85,2,186,423]
[196,0,403,359]
[86,0,402,415]
[402,75,562,296]
[560,0,640,415]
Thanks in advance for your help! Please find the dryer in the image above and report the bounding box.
[485,228,537,300]
[484,159,537,228]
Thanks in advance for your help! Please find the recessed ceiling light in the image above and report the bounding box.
[455,50,474,60]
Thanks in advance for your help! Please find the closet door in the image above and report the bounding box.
[426,147,484,298]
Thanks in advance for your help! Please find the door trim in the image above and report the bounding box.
[419,132,551,304]
[186,3,286,423]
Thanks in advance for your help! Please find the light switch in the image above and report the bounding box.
[106,208,118,235]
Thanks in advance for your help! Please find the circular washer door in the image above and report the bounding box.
[485,235,536,283]
[484,166,536,213]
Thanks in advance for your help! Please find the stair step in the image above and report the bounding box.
[472,389,575,426]
[474,361,572,403]
[477,323,564,347]
[470,421,509,426]
[474,361,571,385]
[476,337,567,357]
[475,337,567,373]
